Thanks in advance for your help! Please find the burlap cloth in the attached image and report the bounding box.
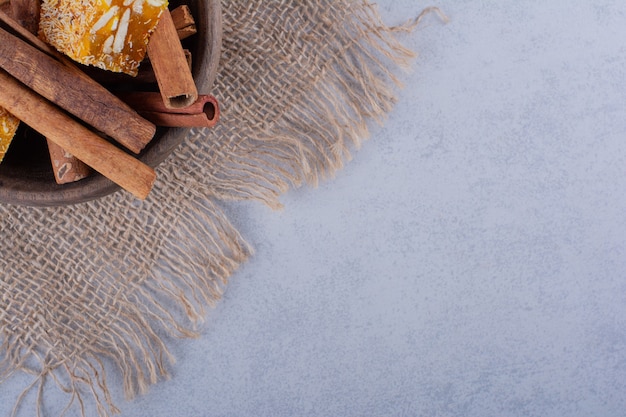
[0,1,436,415]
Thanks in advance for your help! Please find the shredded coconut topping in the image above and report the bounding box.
[40,0,168,76]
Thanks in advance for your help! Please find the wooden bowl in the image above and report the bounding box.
[0,0,221,206]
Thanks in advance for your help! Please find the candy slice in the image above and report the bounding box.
[39,0,168,76]
[0,107,20,164]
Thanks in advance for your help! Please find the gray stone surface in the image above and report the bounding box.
[4,1,626,416]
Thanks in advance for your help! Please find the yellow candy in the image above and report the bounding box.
[0,107,20,164]
[40,0,169,76]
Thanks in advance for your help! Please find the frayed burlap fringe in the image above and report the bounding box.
[202,1,425,209]
[1,187,251,417]
[0,1,438,415]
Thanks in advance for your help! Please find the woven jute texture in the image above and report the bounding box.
[0,1,431,415]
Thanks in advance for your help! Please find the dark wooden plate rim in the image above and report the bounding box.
[0,0,222,207]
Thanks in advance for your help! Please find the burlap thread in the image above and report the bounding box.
[0,1,439,415]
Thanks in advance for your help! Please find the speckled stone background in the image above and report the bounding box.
[4,1,626,416]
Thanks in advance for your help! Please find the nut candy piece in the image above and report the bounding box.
[0,107,20,164]
[40,0,168,76]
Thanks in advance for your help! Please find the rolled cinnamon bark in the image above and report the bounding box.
[116,93,219,128]
[117,93,216,115]
[0,24,156,154]
[47,144,91,184]
[10,0,91,184]
[71,9,198,86]
[147,9,198,109]
[0,9,62,62]
[9,0,38,33]
[171,5,197,40]
[0,0,9,14]
[0,70,156,200]
[137,111,218,128]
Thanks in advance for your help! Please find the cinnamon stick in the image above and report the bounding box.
[116,93,219,128]
[118,93,217,115]
[0,1,10,16]
[0,23,156,154]
[10,0,91,184]
[0,9,59,61]
[147,9,198,109]
[171,5,197,40]
[79,62,159,86]
[75,11,198,86]
[10,0,38,33]
[0,70,155,199]
[47,143,91,183]
[136,111,218,128]
[82,48,193,87]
